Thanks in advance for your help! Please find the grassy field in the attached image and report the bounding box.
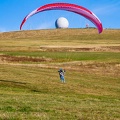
[0,29,120,120]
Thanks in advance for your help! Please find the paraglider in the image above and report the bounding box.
[58,68,66,83]
[20,2,103,33]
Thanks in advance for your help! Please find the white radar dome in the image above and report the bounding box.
[55,17,69,28]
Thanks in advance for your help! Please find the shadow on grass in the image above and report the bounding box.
[0,79,27,85]
[0,79,30,91]
[0,79,40,93]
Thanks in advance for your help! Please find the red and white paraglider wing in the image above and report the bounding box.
[20,3,103,33]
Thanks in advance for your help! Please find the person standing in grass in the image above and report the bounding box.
[58,68,65,83]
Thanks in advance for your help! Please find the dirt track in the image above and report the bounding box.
[39,45,120,52]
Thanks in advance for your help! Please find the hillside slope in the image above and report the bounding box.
[0,29,120,119]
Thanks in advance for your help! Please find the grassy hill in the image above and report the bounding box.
[0,29,120,119]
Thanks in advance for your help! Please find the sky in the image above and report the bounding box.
[0,0,120,32]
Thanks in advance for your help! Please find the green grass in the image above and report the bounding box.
[0,65,120,120]
[0,51,120,63]
[0,29,120,119]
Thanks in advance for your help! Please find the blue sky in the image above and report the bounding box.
[0,0,120,32]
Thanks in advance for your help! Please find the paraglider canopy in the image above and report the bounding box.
[20,2,103,33]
